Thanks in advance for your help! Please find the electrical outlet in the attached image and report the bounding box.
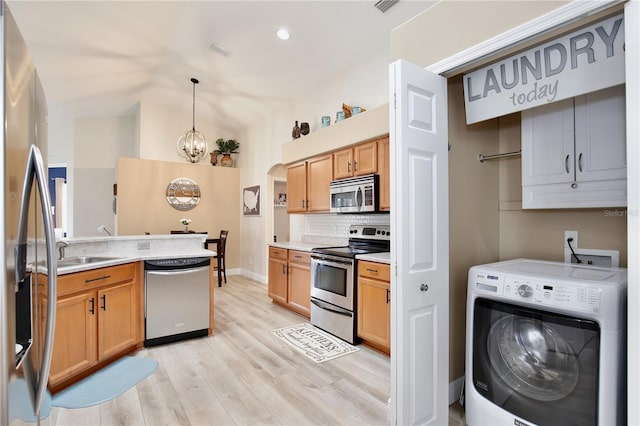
[564,230,578,248]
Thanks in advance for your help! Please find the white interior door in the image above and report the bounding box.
[389,59,449,425]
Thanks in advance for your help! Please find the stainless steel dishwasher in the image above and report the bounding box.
[144,257,210,346]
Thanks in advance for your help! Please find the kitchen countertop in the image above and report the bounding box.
[356,252,390,264]
[31,234,215,275]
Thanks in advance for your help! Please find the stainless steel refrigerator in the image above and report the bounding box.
[0,2,57,424]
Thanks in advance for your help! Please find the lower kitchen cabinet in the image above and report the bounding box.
[44,262,140,391]
[268,246,311,318]
[357,260,390,355]
[268,247,288,305]
[287,250,311,318]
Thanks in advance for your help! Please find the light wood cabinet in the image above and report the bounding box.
[45,262,140,391]
[268,247,311,318]
[357,260,390,355]
[522,85,626,208]
[268,247,288,305]
[286,154,333,213]
[286,162,308,213]
[97,281,137,360]
[287,251,311,318]
[377,136,390,211]
[333,140,378,180]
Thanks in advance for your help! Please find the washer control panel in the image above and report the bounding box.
[473,272,602,313]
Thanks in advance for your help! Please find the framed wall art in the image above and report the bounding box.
[243,185,261,216]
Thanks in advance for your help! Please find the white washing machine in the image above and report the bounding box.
[466,259,627,426]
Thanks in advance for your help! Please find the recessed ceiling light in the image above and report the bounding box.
[276,28,290,40]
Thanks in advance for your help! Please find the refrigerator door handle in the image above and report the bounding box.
[15,145,57,415]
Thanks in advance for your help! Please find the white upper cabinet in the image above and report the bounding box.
[522,85,626,209]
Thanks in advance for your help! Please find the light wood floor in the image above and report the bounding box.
[46,275,466,425]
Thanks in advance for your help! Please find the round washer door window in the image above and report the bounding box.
[166,178,201,211]
[487,315,579,401]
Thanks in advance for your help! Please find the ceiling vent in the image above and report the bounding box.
[374,0,399,13]
[209,42,233,59]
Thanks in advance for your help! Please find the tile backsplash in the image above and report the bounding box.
[291,213,390,245]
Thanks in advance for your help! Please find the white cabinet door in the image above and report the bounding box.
[575,84,627,182]
[522,85,627,209]
[389,59,449,426]
[521,98,574,186]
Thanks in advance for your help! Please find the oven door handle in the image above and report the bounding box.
[311,255,353,266]
[311,298,353,317]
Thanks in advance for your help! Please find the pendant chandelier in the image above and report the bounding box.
[177,78,208,163]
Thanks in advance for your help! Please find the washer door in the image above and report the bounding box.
[472,298,600,426]
[487,316,579,401]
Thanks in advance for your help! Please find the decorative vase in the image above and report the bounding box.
[292,121,301,139]
[300,122,310,135]
[184,225,189,232]
[210,152,219,166]
[220,153,234,167]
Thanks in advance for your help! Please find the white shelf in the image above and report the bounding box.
[282,103,389,165]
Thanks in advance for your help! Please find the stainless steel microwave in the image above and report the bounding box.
[329,174,378,213]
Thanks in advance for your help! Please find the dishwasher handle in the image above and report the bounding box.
[145,266,209,277]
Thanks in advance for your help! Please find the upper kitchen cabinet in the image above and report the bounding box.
[521,85,626,209]
[286,154,333,213]
[377,136,390,211]
[333,140,378,180]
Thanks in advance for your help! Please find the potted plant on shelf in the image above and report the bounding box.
[215,138,240,167]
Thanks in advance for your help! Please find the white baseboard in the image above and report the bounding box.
[449,376,464,405]
[237,269,267,284]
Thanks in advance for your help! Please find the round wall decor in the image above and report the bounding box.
[166,177,201,211]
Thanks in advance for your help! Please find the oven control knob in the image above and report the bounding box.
[517,284,533,298]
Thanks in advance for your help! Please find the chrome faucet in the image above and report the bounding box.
[57,241,68,260]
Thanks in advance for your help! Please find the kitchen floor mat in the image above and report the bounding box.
[271,323,359,363]
[52,356,158,409]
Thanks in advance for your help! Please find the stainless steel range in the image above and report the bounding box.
[310,225,391,344]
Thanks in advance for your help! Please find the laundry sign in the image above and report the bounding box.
[463,14,624,124]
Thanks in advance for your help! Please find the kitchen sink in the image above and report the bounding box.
[58,256,123,266]
[35,256,124,268]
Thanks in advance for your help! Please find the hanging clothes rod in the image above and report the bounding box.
[477,150,521,163]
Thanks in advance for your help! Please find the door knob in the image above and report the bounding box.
[420,283,429,292]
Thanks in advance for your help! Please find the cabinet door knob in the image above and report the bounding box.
[565,154,570,174]
[419,283,429,292]
[386,288,390,304]
[101,294,106,311]
[89,297,95,315]
[571,182,578,189]
[348,162,351,173]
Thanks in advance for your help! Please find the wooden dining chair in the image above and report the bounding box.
[216,230,229,284]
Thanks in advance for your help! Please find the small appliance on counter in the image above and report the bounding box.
[310,225,391,344]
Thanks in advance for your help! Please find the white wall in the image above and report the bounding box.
[71,116,136,236]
